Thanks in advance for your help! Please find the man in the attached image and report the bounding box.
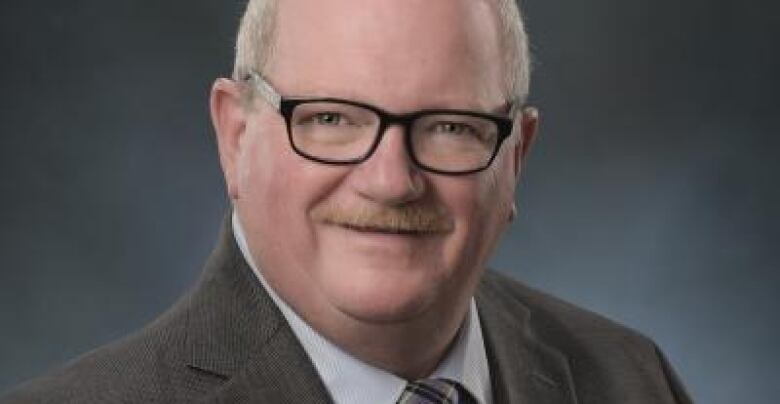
[2,0,692,403]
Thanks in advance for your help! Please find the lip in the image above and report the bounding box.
[322,220,442,238]
[338,222,432,236]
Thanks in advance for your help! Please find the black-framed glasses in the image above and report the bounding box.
[243,71,517,175]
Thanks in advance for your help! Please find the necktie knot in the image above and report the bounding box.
[396,378,476,404]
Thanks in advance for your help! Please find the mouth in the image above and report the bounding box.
[335,221,433,236]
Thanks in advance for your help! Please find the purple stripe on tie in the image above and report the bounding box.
[397,378,474,404]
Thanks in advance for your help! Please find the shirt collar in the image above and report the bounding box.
[232,211,492,404]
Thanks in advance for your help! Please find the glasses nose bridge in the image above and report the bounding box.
[376,110,415,137]
[370,110,417,159]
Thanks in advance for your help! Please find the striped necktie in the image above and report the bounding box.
[396,378,477,404]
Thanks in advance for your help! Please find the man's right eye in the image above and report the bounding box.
[314,112,344,125]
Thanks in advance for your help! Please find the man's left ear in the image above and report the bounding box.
[512,106,539,180]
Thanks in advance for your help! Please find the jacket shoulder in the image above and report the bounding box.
[478,270,692,403]
[1,296,210,404]
[480,269,648,341]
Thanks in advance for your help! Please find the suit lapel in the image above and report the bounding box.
[178,216,332,403]
[199,324,333,404]
[476,274,578,404]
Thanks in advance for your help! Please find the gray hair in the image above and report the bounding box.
[233,0,531,103]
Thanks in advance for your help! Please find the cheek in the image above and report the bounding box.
[238,118,311,209]
[446,163,514,228]
[237,123,350,259]
[439,166,514,271]
[235,123,310,259]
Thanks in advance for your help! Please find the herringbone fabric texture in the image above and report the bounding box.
[396,378,477,404]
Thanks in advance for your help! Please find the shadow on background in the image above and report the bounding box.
[1,1,778,402]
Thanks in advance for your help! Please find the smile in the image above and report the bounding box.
[336,222,432,236]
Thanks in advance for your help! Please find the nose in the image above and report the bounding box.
[349,125,425,205]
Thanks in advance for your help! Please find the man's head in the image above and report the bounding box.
[211,0,538,333]
[233,0,531,105]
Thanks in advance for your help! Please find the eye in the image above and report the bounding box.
[432,122,475,135]
[314,112,345,125]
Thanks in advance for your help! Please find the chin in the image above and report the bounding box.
[319,262,443,324]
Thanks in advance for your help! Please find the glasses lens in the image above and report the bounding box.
[411,113,499,172]
[290,101,379,161]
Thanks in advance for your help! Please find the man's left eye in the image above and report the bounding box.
[433,122,472,135]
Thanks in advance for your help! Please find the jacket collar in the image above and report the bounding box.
[476,273,578,404]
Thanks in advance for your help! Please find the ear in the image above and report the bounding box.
[210,78,247,200]
[511,106,539,181]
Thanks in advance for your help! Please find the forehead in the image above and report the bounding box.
[265,0,505,111]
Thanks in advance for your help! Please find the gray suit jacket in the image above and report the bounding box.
[2,217,692,403]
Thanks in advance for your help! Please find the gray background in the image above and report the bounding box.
[1,0,778,402]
